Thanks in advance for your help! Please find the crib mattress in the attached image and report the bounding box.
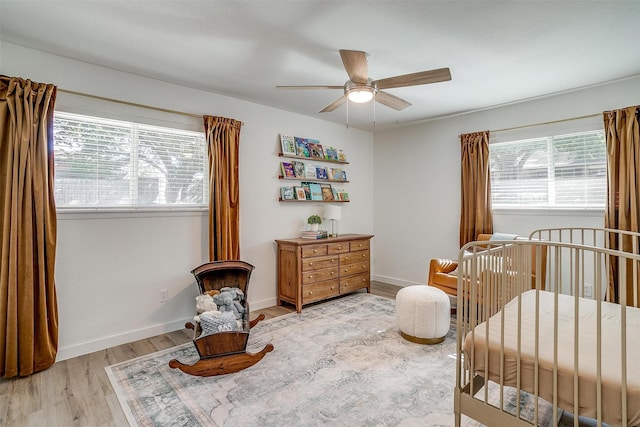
[463,289,640,427]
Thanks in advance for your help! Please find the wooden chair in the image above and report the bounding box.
[169,260,273,377]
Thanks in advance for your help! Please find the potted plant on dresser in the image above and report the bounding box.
[307,214,322,231]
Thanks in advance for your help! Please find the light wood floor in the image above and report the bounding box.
[0,281,400,427]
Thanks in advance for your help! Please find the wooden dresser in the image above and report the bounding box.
[275,234,374,312]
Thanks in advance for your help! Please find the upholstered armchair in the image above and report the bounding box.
[428,233,547,298]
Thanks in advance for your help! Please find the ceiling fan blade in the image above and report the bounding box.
[339,49,368,84]
[276,85,343,90]
[373,67,451,89]
[319,96,347,113]
[375,90,412,111]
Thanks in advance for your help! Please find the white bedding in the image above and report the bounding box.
[463,290,640,427]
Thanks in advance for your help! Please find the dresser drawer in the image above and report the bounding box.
[328,241,350,255]
[302,267,339,285]
[350,240,370,252]
[302,280,339,304]
[340,272,370,293]
[339,249,370,265]
[302,244,328,258]
[340,260,369,276]
[301,255,339,272]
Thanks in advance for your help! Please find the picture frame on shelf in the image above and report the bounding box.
[294,186,307,200]
[280,134,296,156]
[339,192,350,202]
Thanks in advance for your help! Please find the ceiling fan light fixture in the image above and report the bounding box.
[347,87,374,103]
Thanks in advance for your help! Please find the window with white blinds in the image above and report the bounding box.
[490,130,606,208]
[54,112,208,209]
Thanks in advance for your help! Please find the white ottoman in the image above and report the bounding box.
[396,285,451,344]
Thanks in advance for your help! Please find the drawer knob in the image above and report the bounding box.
[313,249,318,253]
[331,258,336,262]
[308,275,313,280]
[362,254,366,257]
[362,265,366,269]
[308,262,313,266]
[331,286,335,290]
[331,271,335,275]
[362,278,366,282]
[309,291,313,295]
[358,244,363,247]
[338,246,342,249]
[344,268,349,272]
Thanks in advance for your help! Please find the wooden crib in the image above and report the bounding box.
[454,228,640,427]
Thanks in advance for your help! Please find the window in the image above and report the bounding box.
[490,130,606,208]
[54,112,208,209]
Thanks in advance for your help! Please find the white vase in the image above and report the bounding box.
[310,223,319,231]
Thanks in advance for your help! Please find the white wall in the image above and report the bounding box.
[1,42,374,360]
[372,75,640,287]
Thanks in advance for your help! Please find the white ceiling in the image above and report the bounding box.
[1,1,639,131]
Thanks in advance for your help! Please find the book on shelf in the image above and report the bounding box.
[294,186,307,200]
[280,186,294,200]
[305,163,317,179]
[292,161,305,178]
[295,137,310,157]
[280,134,296,156]
[332,188,339,201]
[338,149,347,162]
[325,146,338,161]
[315,166,328,180]
[338,191,350,202]
[280,162,295,178]
[329,167,346,181]
[300,229,329,239]
[309,182,323,200]
[301,182,311,200]
[320,183,334,201]
[307,139,324,159]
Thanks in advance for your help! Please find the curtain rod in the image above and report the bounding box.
[489,112,601,134]
[57,88,244,125]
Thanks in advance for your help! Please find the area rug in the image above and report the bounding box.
[106,293,555,426]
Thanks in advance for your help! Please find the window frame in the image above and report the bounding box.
[488,117,606,212]
[53,110,209,213]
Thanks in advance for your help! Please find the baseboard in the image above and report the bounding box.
[249,297,278,311]
[57,297,279,362]
[371,274,422,288]
[56,317,192,362]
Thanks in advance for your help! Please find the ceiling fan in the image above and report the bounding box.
[276,49,451,113]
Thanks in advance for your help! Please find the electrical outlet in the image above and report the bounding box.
[159,289,169,303]
[584,283,593,298]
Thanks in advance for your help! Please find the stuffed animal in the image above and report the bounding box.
[205,289,220,297]
[213,291,245,319]
[220,287,244,301]
[195,294,217,313]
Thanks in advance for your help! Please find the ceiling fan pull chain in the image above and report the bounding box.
[373,96,376,128]
[346,98,349,129]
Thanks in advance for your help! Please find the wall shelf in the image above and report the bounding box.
[279,153,349,165]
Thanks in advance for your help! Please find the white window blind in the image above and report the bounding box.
[490,130,606,208]
[54,112,208,209]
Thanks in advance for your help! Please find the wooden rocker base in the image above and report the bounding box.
[169,343,274,377]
